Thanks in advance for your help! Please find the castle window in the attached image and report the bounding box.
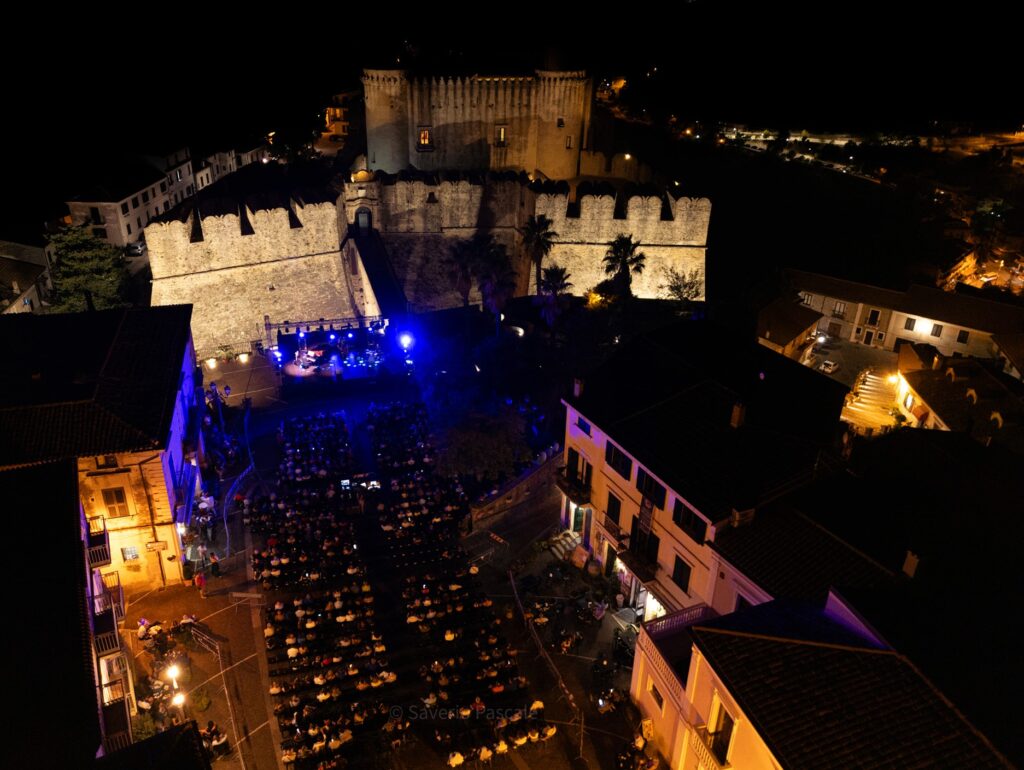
[495,125,508,147]
[417,126,434,151]
[566,136,574,150]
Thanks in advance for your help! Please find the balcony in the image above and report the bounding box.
[100,678,132,753]
[615,546,658,584]
[86,518,111,568]
[94,605,121,656]
[691,724,731,769]
[601,515,622,543]
[94,571,125,622]
[554,468,591,506]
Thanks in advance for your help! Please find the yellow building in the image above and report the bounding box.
[632,597,1012,769]
[0,305,203,597]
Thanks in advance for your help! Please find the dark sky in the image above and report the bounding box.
[4,3,1018,241]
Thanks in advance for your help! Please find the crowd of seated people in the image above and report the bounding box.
[369,401,559,765]
[249,412,394,769]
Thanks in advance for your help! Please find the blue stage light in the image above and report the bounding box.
[347,332,354,339]
[299,331,305,338]
[399,333,413,349]
[329,334,336,340]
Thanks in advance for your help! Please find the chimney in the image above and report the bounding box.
[902,550,919,578]
[730,402,746,429]
[573,378,584,398]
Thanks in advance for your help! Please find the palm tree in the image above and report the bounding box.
[536,265,573,328]
[602,234,646,298]
[518,214,559,295]
[476,240,518,336]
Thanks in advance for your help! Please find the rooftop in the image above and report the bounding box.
[710,504,894,601]
[5,461,101,768]
[568,321,848,518]
[689,601,1012,769]
[788,268,1024,334]
[96,721,211,770]
[0,305,193,468]
[154,161,337,225]
[70,157,167,204]
[757,296,823,347]
[902,357,1024,453]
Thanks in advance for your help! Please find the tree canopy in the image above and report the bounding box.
[518,214,558,295]
[602,234,646,298]
[47,226,129,313]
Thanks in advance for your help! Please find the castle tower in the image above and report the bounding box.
[533,70,592,180]
[363,69,409,172]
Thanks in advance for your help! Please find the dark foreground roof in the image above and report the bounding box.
[710,504,894,601]
[0,305,193,467]
[757,296,823,346]
[689,602,1012,770]
[96,721,211,770]
[568,321,848,517]
[6,461,100,769]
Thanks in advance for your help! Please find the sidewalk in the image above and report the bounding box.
[124,515,279,769]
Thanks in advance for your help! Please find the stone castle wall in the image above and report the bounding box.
[147,201,374,355]
[343,175,709,304]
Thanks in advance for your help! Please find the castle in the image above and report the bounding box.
[363,69,593,180]
[146,67,711,355]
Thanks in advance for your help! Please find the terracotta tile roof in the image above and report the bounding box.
[690,603,1012,769]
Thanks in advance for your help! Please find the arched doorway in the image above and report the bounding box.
[355,207,372,231]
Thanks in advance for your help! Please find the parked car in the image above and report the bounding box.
[978,272,998,283]
[126,240,146,256]
[818,360,840,374]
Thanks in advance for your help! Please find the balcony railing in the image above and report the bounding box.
[100,678,132,753]
[644,604,717,639]
[93,605,121,656]
[86,519,111,568]
[95,572,125,621]
[602,515,622,542]
[554,468,591,506]
[691,724,731,769]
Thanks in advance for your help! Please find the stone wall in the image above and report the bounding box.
[147,200,373,355]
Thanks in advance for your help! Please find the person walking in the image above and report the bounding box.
[195,570,207,599]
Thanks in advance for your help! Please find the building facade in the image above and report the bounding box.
[790,269,1024,359]
[67,148,196,247]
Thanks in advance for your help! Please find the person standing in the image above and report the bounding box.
[210,552,221,578]
[195,570,207,599]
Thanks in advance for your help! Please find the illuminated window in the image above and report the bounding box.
[799,291,811,305]
[102,487,130,518]
[832,301,846,318]
[904,392,913,410]
[417,126,433,149]
[495,125,507,147]
[176,168,182,182]
[121,546,140,562]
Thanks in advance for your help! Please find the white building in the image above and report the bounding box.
[66,148,195,247]
[789,269,1024,359]
[193,140,270,191]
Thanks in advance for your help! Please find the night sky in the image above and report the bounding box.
[4,4,1018,242]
